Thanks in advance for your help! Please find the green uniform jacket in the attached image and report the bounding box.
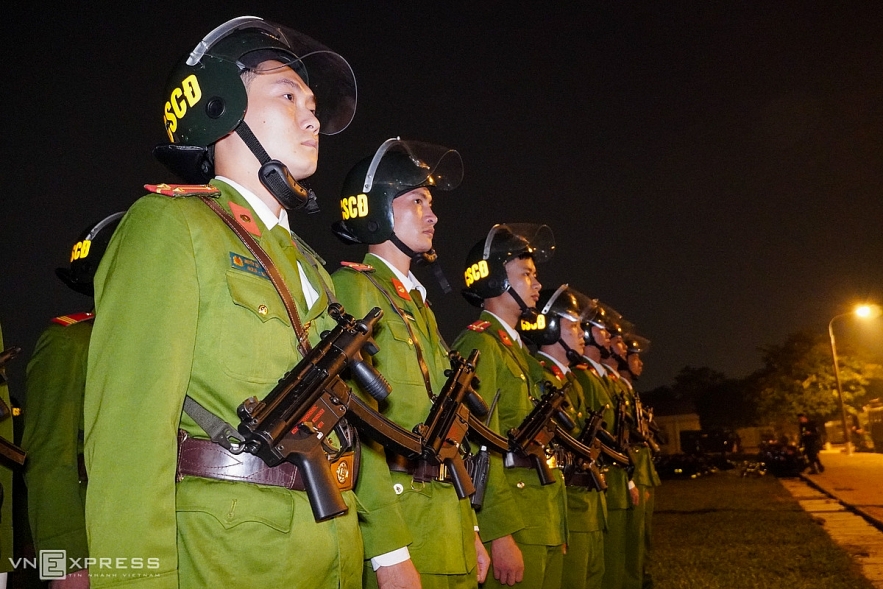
[0,323,13,573]
[22,317,92,566]
[622,382,661,488]
[332,254,477,576]
[453,312,566,547]
[536,354,607,534]
[591,370,631,512]
[84,181,362,589]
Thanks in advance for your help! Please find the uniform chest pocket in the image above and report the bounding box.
[219,270,296,384]
[373,319,426,388]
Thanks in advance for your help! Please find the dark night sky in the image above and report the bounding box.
[3,1,883,398]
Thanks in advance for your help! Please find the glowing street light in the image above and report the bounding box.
[829,303,881,455]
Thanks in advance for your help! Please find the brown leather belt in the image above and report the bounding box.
[176,430,355,491]
[386,453,446,483]
[504,451,560,470]
[565,470,599,489]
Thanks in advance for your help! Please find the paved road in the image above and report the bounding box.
[802,448,883,528]
[782,447,883,587]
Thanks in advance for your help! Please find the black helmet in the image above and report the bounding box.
[519,284,595,347]
[581,300,622,359]
[56,212,125,297]
[332,138,462,251]
[154,16,357,211]
[462,223,554,308]
[624,334,650,356]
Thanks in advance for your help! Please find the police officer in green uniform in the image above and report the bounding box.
[84,17,361,589]
[520,285,607,589]
[452,224,567,589]
[574,304,638,589]
[22,212,122,589]
[331,138,489,589]
[619,334,661,589]
[600,314,643,589]
[0,321,15,587]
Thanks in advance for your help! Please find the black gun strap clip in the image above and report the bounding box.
[183,396,246,453]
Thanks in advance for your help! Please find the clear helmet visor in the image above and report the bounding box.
[540,284,596,323]
[188,16,357,135]
[363,138,464,193]
[482,223,555,263]
[624,334,651,355]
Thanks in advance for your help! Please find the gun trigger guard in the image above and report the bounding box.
[410,479,426,493]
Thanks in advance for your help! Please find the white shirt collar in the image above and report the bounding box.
[484,310,523,347]
[215,176,291,234]
[369,253,427,302]
[585,357,608,377]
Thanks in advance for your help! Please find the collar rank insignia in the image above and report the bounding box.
[467,320,491,332]
[52,312,95,327]
[588,365,600,378]
[391,278,411,301]
[497,329,514,347]
[340,261,374,273]
[574,363,589,371]
[144,183,221,198]
[549,364,565,381]
[228,201,261,236]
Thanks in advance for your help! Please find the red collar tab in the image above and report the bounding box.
[340,261,375,273]
[145,183,221,198]
[51,312,95,327]
[549,364,565,381]
[498,329,514,347]
[227,201,262,236]
[467,320,491,332]
[391,278,411,301]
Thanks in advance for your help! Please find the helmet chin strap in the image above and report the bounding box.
[558,339,583,367]
[587,330,612,359]
[507,287,538,322]
[235,122,320,214]
[613,352,629,373]
[389,233,452,294]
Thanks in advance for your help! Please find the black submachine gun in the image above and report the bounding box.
[236,304,422,522]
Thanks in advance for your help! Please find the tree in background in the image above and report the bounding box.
[750,331,883,427]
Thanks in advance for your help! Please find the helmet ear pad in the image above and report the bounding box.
[163,54,247,147]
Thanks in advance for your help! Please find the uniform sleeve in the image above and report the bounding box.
[452,330,524,542]
[22,323,89,565]
[84,197,199,589]
[331,269,412,559]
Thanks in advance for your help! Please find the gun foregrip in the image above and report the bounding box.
[350,359,391,401]
[290,444,348,522]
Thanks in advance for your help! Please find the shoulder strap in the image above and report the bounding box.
[199,196,311,357]
[347,266,436,402]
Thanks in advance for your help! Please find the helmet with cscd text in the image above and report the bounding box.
[153,16,357,212]
[462,223,555,313]
[332,138,463,260]
[56,212,125,297]
[519,284,596,348]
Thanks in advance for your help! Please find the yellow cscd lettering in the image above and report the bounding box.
[519,314,547,331]
[70,240,92,262]
[340,194,369,220]
[164,74,203,141]
[463,260,490,288]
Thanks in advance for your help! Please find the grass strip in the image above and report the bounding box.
[647,469,875,589]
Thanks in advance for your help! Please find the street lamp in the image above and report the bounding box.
[828,304,882,455]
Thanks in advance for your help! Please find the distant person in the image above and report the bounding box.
[798,414,824,474]
[22,212,123,589]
